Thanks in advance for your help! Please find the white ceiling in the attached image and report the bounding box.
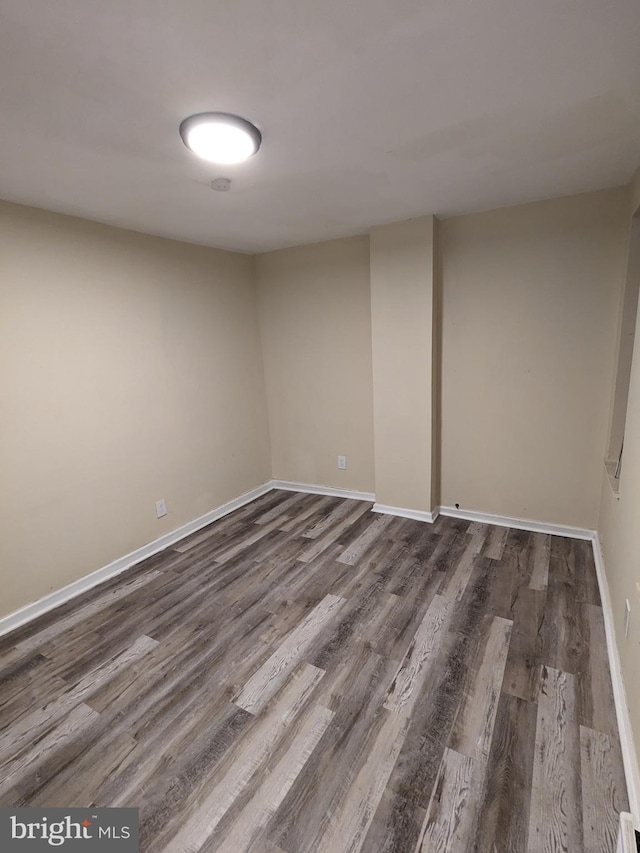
[1,0,639,254]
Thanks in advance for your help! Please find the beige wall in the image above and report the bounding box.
[632,165,640,213]
[3,182,637,625]
[440,188,629,528]
[255,237,375,493]
[598,166,640,818]
[606,214,640,462]
[370,216,436,513]
[0,200,271,618]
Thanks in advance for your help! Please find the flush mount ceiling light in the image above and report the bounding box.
[179,112,261,164]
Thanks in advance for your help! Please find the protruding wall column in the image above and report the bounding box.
[369,215,438,520]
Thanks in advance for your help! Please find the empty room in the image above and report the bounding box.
[2,1,640,851]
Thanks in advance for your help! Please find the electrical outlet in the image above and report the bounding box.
[337,455,347,470]
[155,499,167,518]
[624,598,631,637]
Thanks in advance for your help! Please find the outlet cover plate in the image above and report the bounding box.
[625,598,631,637]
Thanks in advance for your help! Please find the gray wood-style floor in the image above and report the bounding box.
[0,490,629,852]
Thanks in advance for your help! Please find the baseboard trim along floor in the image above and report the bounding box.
[2,481,639,833]
[372,503,437,524]
[439,506,640,828]
[437,504,594,541]
[271,479,376,502]
[617,812,638,852]
[0,490,630,849]
[0,481,273,639]
[593,533,640,829]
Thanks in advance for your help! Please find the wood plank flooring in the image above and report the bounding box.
[0,490,629,851]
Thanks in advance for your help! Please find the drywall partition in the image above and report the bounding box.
[598,166,640,823]
[369,216,437,517]
[606,214,640,467]
[440,188,629,529]
[0,200,271,618]
[255,237,375,493]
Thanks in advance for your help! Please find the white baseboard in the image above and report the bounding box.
[437,505,594,540]
[592,533,640,829]
[5,478,638,832]
[271,480,375,502]
[617,812,637,852]
[436,506,639,827]
[0,481,273,639]
[372,503,437,524]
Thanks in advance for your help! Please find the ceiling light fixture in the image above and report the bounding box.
[179,112,261,164]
